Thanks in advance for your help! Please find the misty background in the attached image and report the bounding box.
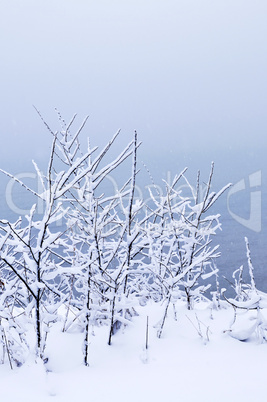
[0,0,267,292]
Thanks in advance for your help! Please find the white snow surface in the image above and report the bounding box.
[0,301,266,402]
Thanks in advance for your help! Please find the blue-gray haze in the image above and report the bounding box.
[0,1,267,292]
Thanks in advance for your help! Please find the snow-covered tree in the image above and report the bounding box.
[222,237,267,342]
[143,163,231,337]
[62,128,136,362]
[0,113,115,360]
[105,131,146,345]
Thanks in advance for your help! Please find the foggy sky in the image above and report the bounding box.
[1,0,267,168]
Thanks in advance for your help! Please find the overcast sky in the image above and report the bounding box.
[1,0,267,170]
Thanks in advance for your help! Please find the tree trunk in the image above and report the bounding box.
[36,289,42,357]
[84,271,91,366]
[108,289,117,346]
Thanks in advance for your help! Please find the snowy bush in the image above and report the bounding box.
[223,238,267,342]
[0,111,235,367]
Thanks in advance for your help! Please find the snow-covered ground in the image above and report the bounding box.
[1,300,266,402]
